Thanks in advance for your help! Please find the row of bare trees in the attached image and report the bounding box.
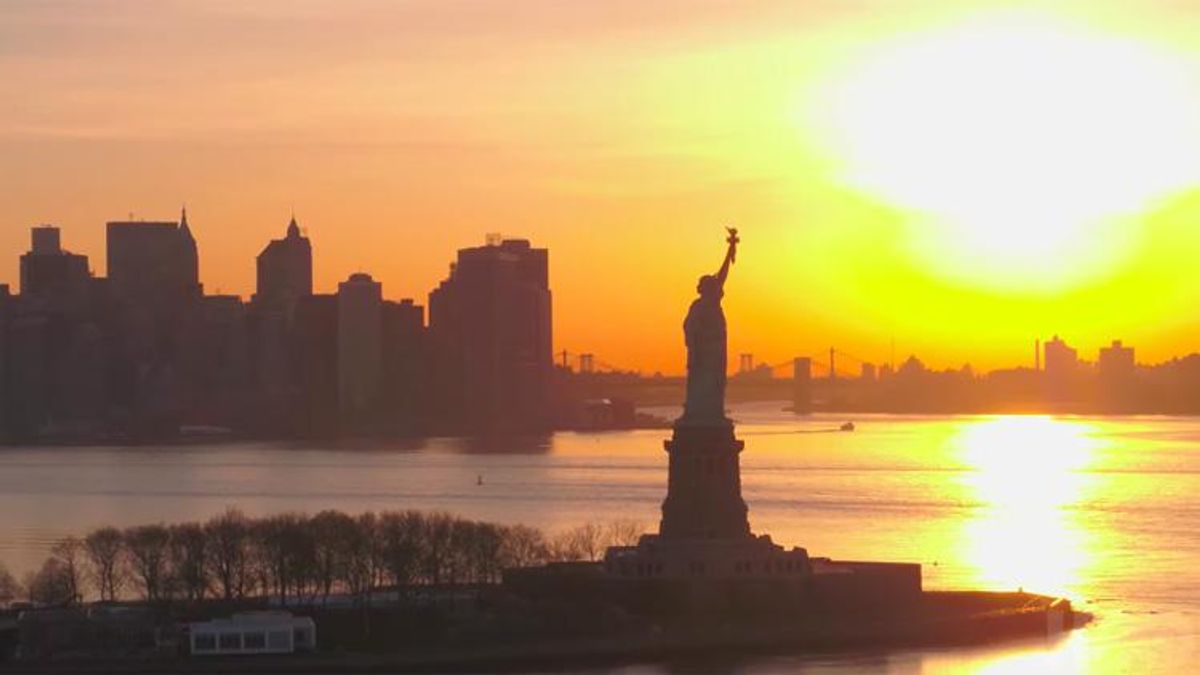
[2,509,643,608]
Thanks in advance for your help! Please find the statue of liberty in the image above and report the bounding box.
[681,228,739,425]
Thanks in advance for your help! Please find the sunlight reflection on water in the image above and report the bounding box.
[954,416,1101,597]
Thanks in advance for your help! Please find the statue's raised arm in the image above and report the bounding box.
[714,227,739,289]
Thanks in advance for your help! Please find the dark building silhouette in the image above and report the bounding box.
[178,295,251,428]
[1099,340,1135,381]
[382,299,426,432]
[294,294,339,438]
[102,211,203,438]
[255,217,312,312]
[1044,335,1079,402]
[1044,335,1078,378]
[248,217,314,433]
[337,273,383,428]
[429,238,553,432]
[792,357,812,414]
[106,210,201,305]
[4,229,112,440]
[19,226,91,303]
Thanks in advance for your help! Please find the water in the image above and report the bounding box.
[2,403,1198,673]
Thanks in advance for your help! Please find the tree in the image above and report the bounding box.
[0,562,21,608]
[378,511,423,591]
[547,522,606,562]
[85,527,126,602]
[309,510,354,604]
[124,524,171,601]
[421,512,455,585]
[205,508,250,600]
[24,558,75,606]
[342,513,383,606]
[462,521,504,583]
[48,537,85,603]
[499,524,548,569]
[251,513,312,604]
[169,523,209,601]
[603,519,645,548]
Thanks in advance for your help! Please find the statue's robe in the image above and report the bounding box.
[682,295,727,423]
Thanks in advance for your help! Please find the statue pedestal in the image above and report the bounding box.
[659,420,751,541]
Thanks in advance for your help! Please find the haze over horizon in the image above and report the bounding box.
[6,0,1200,374]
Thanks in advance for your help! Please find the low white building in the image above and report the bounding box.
[188,611,315,656]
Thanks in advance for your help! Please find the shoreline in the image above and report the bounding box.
[6,406,1200,449]
[0,591,1088,674]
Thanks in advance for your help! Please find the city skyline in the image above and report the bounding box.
[8,2,1200,374]
[3,213,1194,378]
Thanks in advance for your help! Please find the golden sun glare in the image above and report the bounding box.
[813,12,1200,292]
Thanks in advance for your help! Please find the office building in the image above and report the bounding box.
[106,209,201,305]
[337,273,383,426]
[19,226,91,302]
[429,238,553,431]
[255,216,312,312]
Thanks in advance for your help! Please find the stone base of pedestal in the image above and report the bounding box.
[605,533,809,581]
[659,421,751,541]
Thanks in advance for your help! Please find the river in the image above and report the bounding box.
[1,403,1197,673]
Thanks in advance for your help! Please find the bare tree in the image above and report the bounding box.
[603,519,645,548]
[342,512,385,606]
[378,511,423,591]
[462,521,505,583]
[421,512,455,585]
[547,530,586,562]
[49,537,85,603]
[0,562,21,608]
[547,522,607,562]
[571,522,607,561]
[85,527,126,602]
[124,524,171,601]
[309,510,354,604]
[204,508,250,600]
[251,513,313,604]
[24,558,75,606]
[499,524,548,569]
[169,523,209,601]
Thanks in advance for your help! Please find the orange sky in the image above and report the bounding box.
[4,1,1200,374]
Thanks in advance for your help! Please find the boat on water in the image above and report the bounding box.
[840,421,855,432]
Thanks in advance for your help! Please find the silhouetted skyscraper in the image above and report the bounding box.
[19,226,91,302]
[792,357,812,414]
[382,299,426,430]
[1099,339,1135,381]
[338,273,383,427]
[106,209,201,305]
[1044,335,1078,401]
[429,238,552,432]
[255,216,312,312]
[294,294,339,437]
[1044,335,1078,377]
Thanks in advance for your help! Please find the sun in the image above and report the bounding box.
[810,11,1200,293]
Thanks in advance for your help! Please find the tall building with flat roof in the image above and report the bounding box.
[1043,335,1079,401]
[106,209,200,305]
[1044,335,1078,377]
[337,273,383,427]
[382,298,426,431]
[1099,340,1135,381]
[19,225,91,301]
[429,238,552,432]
